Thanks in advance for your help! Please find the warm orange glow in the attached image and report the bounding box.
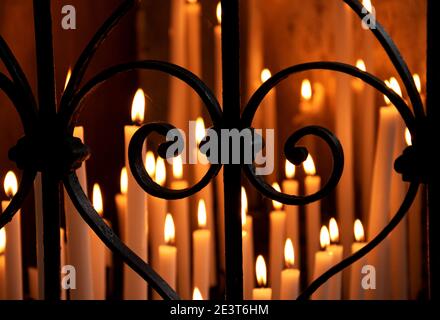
[187,0,198,4]
[362,0,373,13]
[173,155,183,179]
[197,199,207,228]
[285,160,296,179]
[145,151,156,177]
[284,238,295,269]
[241,187,248,227]
[0,228,6,254]
[271,182,283,210]
[120,167,128,195]
[256,255,267,287]
[64,68,72,91]
[405,128,412,146]
[3,171,18,198]
[193,287,203,300]
[356,59,366,72]
[261,68,271,83]
[354,219,365,242]
[413,74,422,94]
[216,2,222,24]
[155,157,166,186]
[195,117,206,145]
[303,154,316,176]
[320,226,330,250]
[131,88,145,124]
[164,213,175,245]
[92,183,104,217]
[329,217,339,243]
[301,79,312,101]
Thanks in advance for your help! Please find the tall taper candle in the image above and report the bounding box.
[280,239,300,300]
[311,226,333,300]
[158,214,177,293]
[242,187,254,299]
[115,167,128,242]
[327,218,343,300]
[349,220,367,300]
[0,228,6,299]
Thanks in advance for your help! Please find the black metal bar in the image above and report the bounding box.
[221,0,243,301]
[33,0,61,300]
[427,0,438,300]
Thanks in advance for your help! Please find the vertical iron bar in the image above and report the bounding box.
[221,0,243,300]
[427,0,438,300]
[33,0,61,300]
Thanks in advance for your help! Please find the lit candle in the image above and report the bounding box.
[0,228,6,299]
[299,79,313,114]
[282,160,300,268]
[169,155,191,299]
[124,88,147,300]
[367,78,402,299]
[349,220,367,300]
[158,214,177,294]
[311,226,333,300]
[192,287,203,300]
[89,184,106,300]
[327,218,343,300]
[303,155,321,282]
[252,255,272,300]
[193,199,211,299]
[269,182,286,300]
[1,171,23,299]
[115,167,127,242]
[280,239,300,300]
[242,187,254,300]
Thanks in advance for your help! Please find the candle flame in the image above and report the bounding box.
[195,117,206,145]
[362,0,373,13]
[384,77,402,105]
[173,155,183,179]
[0,228,5,254]
[303,154,316,176]
[354,219,365,242]
[256,255,267,287]
[241,187,248,227]
[155,157,166,186]
[193,287,203,300]
[3,171,18,198]
[164,213,175,244]
[120,167,128,195]
[301,79,312,101]
[64,68,72,91]
[356,59,366,72]
[92,183,104,217]
[197,199,207,228]
[285,160,296,179]
[329,217,339,243]
[261,68,272,83]
[131,88,145,124]
[320,225,330,250]
[145,151,156,177]
[405,128,412,146]
[413,74,422,94]
[216,2,222,24]
[271,182,283,210]
[284,238,295,268]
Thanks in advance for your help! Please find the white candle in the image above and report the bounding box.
[27,267,38,300]
[241,187,254,300]
[115,167,127,243]
[0,228,6,299]
[158,214,177,294]
[2,171,23,299]
[169,155,191,299]
[90,184,106,300]
[303,155,321,282]
[253,255,272,300]
[311,226,333,300]
[124,89,147,300]
[327,218,343,300]
[349,220,368,300]
[280,239,300,300]
[366,79,401,299]
[282,160,300,268]
[193,199,211,300]
[269,182,286,300]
